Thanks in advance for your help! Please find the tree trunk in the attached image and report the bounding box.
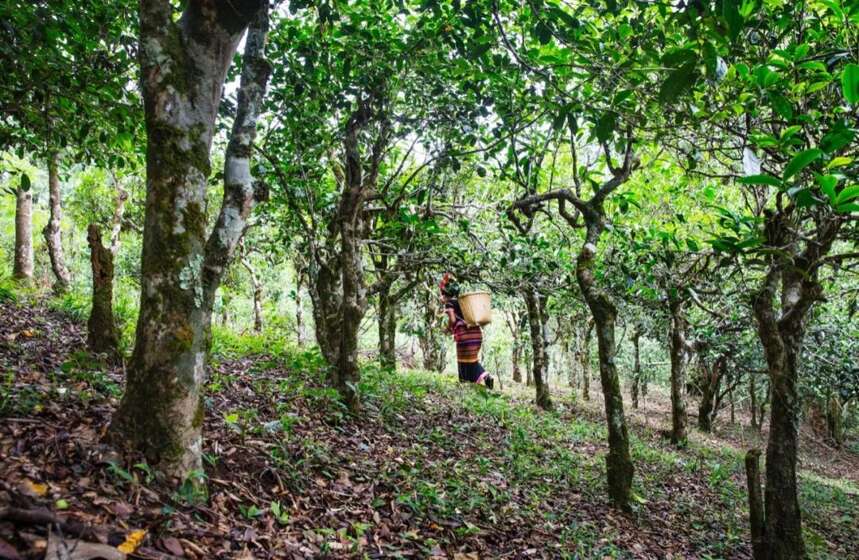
[86,225,119,358]
[13,185,34,281]
[564,338,575,388]
[507,310,524,383]
[525,352,533,386]
[109,180,128,255]
[110,3,269,478]
[240,252,263,333]
[309,253,343,366]
[43,153,71,293]
[419,285,445,372]
[335,199,364,411]
[750,210,840,560]
[524,288,552,410]
[511,340,522,383]
[377,283,397,370]
[630,327,641,409]
[221,303,230,327]
[580,321,592,400]
[576,230,633,511]
[698,356,724,432]
[576,226,634,510]
[294,267,305,345]
[750,371,759,431]
[745,449,767,560]
[754,318,806,559]
[668,297,688,446]
[826,394,844,448]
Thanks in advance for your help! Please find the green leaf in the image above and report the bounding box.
[686,238,699,252]
[659,60,698,105]
[703,42,718,79]
[836,202,859,213]
[552,111,567,132]
[595,112,617,143]
[533,21,552,45]
[722,0,744,40]
[841,63,859,103]
[783,148,823,181]
[780,125,802,140]
[827,156,853,169]
[770,94,793,119]
[821,123,855,154]
[818,174,837,203]
[661,48,697,67]
[20,173,31,192]
[835,185,859,206]
[711,239,736,253]
[740,174,781,187]
[793,188,818,208]
[739,0,757,18]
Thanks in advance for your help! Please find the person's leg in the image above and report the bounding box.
[472,362,494,389]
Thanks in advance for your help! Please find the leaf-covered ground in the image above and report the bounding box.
[1,296,857,559]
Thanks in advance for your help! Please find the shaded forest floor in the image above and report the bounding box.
[1,295,857,559]
[520,377,859,488]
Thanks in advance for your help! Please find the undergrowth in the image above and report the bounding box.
[3,298,856,558]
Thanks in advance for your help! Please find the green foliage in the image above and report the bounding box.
[48,290,90,322]
[0,371,42,417]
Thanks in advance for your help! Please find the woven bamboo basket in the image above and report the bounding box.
[459,291,492,326]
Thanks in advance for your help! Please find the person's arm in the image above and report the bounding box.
[445,307,457,332]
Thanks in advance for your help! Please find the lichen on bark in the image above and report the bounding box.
[109,1,269,480]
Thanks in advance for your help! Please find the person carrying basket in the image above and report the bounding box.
[439,273,495,389]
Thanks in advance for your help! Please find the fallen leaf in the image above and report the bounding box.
[45,533,125,560]
[21,479,49,497]
[0,537,22,560]
[116,529,146,554]
[160,537,185,557]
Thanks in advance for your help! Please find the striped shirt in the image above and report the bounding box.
[445,299,483,363]
[451,317,483,363]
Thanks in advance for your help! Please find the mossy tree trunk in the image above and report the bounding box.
[295,271,305,345]
[44,152,71,293]
[576,224,634,511]
[335,183,366,412]
[505,309,525,383]
[510,140,637,510]
[751,211,841,560]
[110,2,270,479]
[376,281,397,370]
[668,296,689,446]
[13,184,34,281]
[240,248,263,333]
[825,394,844,447]
[418,283,446,372]
[86,225,119,357]
[630,325,642,409]
[524,288,552,410]
[305,97,389,411]
[109,179,128,255]
[374,278,416,371]
[579,320,592,400]
[697,354,726,432]
[745,449,766,560]
[511,340,523,383]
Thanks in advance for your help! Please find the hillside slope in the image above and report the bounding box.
[1,297,857,559]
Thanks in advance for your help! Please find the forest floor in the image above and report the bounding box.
[1,294,857,559]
